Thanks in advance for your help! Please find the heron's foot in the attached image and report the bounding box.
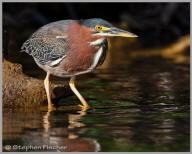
[48,101,56,111]
[77,104,90,110]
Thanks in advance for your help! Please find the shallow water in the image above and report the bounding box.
[3,39,190,152]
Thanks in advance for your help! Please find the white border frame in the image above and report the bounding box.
[1,1,191,154]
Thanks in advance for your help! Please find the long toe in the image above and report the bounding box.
[48,103,56,111]
[77,104,90,110]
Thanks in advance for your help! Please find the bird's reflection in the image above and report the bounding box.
[68,109,86,139]
[42,108,52,138]
[42,106,100,152]
[43,107,87,138]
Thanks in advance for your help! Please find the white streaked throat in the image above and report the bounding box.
[89,38,105,46]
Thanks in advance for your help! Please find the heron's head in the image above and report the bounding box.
[81,18,138,38]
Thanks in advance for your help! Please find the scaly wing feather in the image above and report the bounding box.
[21,36,67,67]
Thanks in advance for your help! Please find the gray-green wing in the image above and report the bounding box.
[21,36,67,67]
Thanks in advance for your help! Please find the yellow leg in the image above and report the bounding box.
[69,76,89,109]
[44,72,54,109]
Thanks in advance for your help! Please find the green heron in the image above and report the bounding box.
[21,18,137,110]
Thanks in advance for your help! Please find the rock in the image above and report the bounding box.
[2,59,68,107]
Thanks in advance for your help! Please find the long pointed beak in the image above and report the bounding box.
[109,27,138,37]
[95,27,138,38]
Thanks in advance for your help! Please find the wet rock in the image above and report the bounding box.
[2,59,67,107]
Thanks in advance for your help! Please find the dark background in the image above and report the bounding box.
[3,2,190,48]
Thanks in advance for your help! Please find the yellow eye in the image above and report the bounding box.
[95,25,102,31]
